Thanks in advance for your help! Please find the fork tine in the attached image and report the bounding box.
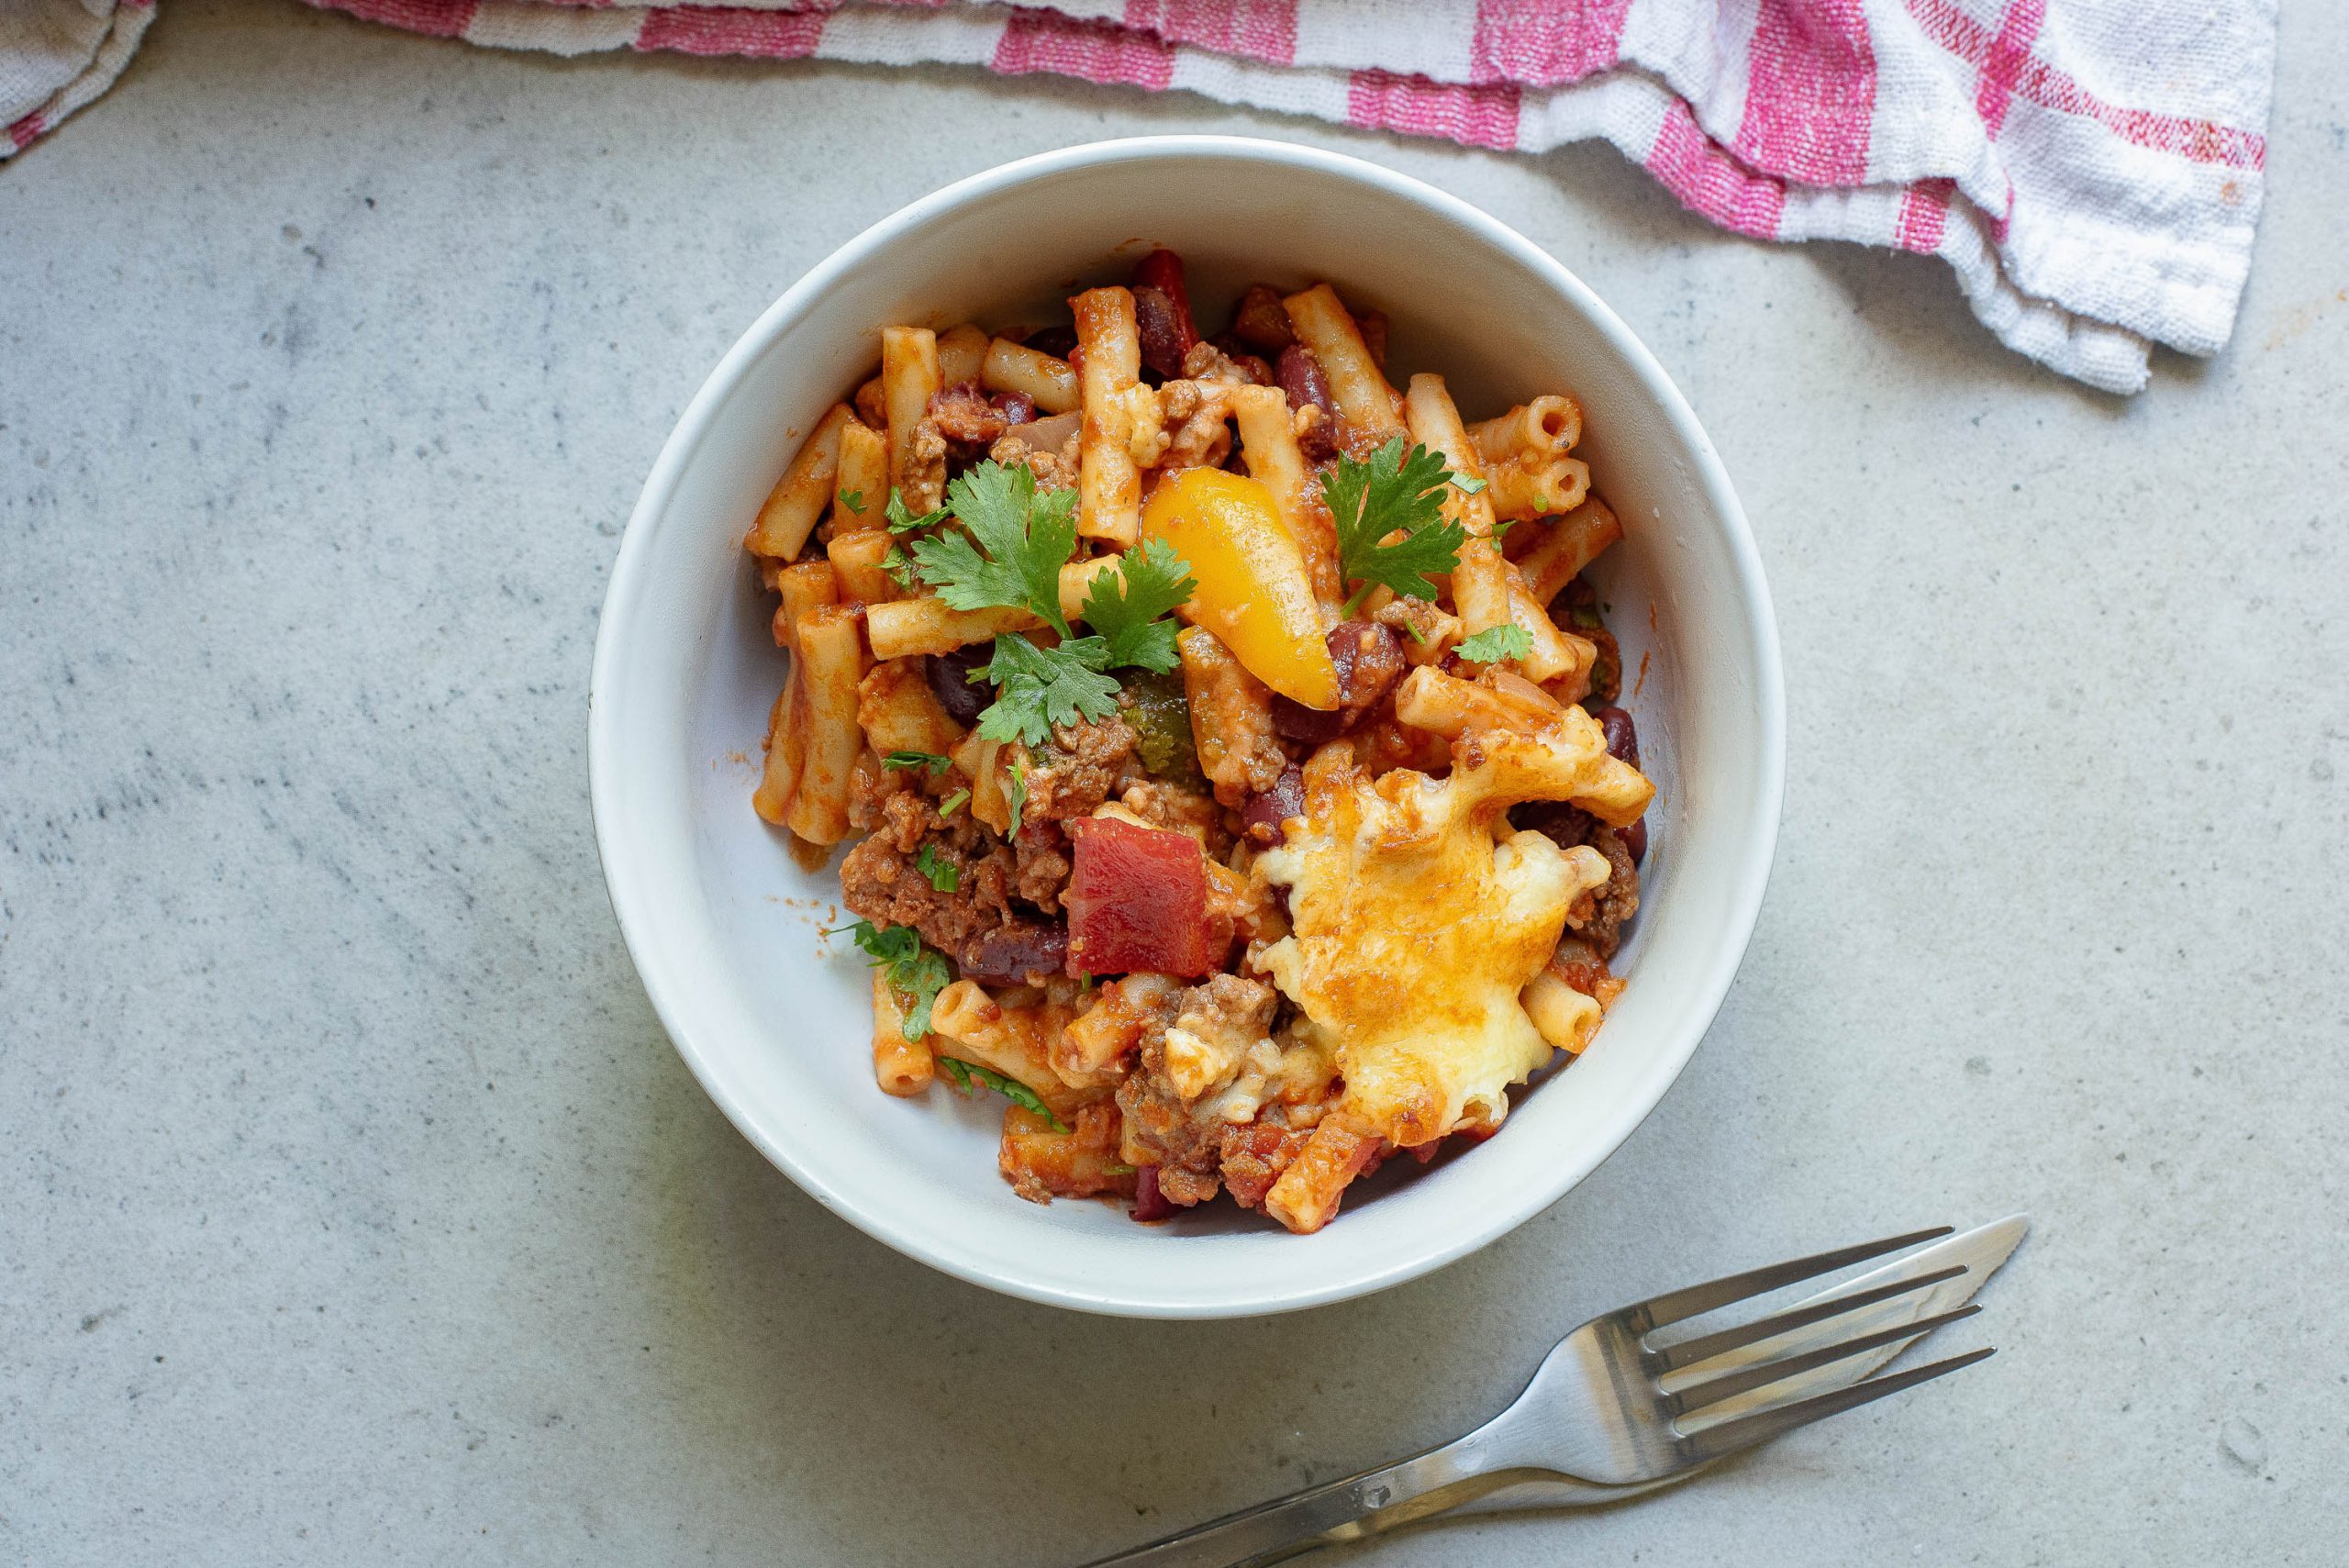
[1654,1264,1969,1370]
[1668,1305,1982,1415]
[1632,1227,1954,1330]
[1678,1346,1996,1461]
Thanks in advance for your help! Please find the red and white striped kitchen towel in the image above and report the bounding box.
[6,0,2277,394]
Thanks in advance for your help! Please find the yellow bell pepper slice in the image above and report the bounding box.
[1141,468,1339,710]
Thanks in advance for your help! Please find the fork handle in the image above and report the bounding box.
[1075,1432,1542,1567]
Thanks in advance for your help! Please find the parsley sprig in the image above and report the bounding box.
[939,1056,1065,1131]
[1321,436,1471,615]
[975,635,1120,744]
[831,919,951,1040]
[885,487,946,535]
[1454,623,1531,664]
[911,463,1076,630]
[910,462,1197,750]
[1076,538,1196,673]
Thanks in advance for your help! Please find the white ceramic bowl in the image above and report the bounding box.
[590,136,1783,1318]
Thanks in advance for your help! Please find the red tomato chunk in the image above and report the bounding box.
[1065,817,1226,979]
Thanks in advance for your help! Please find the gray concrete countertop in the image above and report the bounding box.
[5,3,2343,1561]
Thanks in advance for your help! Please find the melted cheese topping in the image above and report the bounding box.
[1194,1029,1339,1127]
[1162,995,1337,1123]
[1254,742,1611,1147]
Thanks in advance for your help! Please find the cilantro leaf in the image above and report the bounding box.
[915,843,960,893]
[911,462,1078,634]
[882,543,919,590]
[1076,537,1196,674]
[1006,758,1029,839]
[1321,437,1467,613]
[973,634,1121,746]
[834,919,952,1040]
[839,489,865,516]
[885,487,946,536]
[829,917,913,964]
[938,1056,1066,1131]
[883,751,952,776]
[1455,623,1532,664]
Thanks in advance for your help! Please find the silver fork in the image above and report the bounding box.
[1082,1222,2014,1567]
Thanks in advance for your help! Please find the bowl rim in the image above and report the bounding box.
[588,134,1786,1317]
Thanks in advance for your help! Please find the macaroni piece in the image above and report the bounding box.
[832,417,888,535]
[881,326,944,513]
[983,337,1081,415]
[746,403,852,560]
[1071,286,1144,545]
[936,323,989,388]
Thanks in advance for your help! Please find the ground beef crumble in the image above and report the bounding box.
[1011,824,1074,912]
[1218,1120,1308,1210]
[1152,380,1235,473]
[1574,824,1641,958]
[1113,973,1283,1208]
[1023,717,1139,825]
[900,418,948,513]
[837,783,1067,984]
[929,381,1008,447]
[987,428,1080,492]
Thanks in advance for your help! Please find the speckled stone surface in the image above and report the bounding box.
[4,4,2344,1562]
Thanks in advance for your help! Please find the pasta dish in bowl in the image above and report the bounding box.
[589,136,1780,1315]
[745,250,1654,1235]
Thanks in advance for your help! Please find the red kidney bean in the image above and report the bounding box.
[1276,342,1337,419]
[1133,285,1191,381]
[1270,696,1347,744]
[1335,621,1404,707]
[927,646,992,727]
[1279,345,1343,462]
[1588,706,1639,770]
[1241,765,1306,846]
[988,389,1037,426]
[1619,817,1648,866]
[959,921,1070,986]
[1132,1164,1177,1221]
[1131,249,1197,346]
[1270,622,1404,741]
[1023,325,1078,361]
